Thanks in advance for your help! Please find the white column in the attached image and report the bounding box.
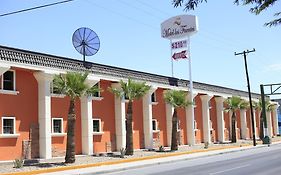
[80,78,99,155]
[185,93,196,146]
[34,72,53,159]
[272,105,279,136]
[0,65,10,75]
[240,109,248,139]
[215,97,225,143]
[266,111,273,137]
[166,102,174,147]
[112,83,126,151]
[252,110,258,139]
[143,87,157,150]
[200,95,211,143]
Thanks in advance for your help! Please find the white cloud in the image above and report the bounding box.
[263,64,281,72]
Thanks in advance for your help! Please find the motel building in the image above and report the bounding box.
[0,45,279,161]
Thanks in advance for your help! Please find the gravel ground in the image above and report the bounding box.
[1,137,280,174]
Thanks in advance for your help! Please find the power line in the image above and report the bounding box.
[83,0,157,31]
[0,0,75,17]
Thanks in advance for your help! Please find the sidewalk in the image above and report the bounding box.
[41,142,277,175]
[1,139,280,175]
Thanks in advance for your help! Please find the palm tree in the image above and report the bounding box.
[224,96,242,143]
[53,72,100,163]
[109,78,150,155]
[253,99,273,140]
[163,90,191,151]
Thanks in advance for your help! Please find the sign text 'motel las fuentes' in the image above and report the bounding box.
[161,15,198,40]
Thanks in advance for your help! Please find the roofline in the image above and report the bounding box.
[0,44,261,98]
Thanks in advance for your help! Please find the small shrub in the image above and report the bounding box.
[158,145,165,152]
[204,142,209,149]
[13,158,24,168]
[120,148,126,158]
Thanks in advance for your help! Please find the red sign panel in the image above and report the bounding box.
[172,50,188,60]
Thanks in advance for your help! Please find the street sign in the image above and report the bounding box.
[171,40,187,50]
[172,50,188,60]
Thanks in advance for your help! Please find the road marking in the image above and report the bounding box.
[209,164,250,175]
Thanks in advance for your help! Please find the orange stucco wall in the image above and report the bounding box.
[92,80,116,152]
[0,68,38,161]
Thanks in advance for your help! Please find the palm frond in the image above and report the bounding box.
[53,72,100,100]
[164,90,192,108]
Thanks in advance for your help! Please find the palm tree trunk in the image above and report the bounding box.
[259,113,264,140]
[231,112,237,143]
[125,100,134,155]
[171,109,178,151]
[65,99,76,163]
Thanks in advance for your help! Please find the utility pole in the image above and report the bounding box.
[235,48,256,146]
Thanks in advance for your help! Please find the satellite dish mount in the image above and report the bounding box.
[72,27,100,68]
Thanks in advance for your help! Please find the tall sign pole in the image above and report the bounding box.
[234,49,256,146]
[161,15,198,146]
[260,84,271,144]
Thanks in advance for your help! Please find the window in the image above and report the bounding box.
[52,118,63,133]
[152,119,158,131]
[151,92,156,103]
[1,70,15,91]
[93,82,100,97]
[93,119,101,133]
[2,117,16,134]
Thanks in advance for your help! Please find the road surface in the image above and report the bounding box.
[98,144,281,175]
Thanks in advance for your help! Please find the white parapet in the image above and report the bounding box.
[34,72,53,159]
[200,94,211,143]
[215,96,225,143]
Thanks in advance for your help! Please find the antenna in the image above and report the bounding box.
[72,27,100,68]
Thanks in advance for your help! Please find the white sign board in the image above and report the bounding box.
[161,15,198,40]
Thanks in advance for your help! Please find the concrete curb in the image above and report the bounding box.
[2,141,281,175]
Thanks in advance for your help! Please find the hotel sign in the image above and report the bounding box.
[161,15,198,40]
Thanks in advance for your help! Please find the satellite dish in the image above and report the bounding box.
[72,27,100,68]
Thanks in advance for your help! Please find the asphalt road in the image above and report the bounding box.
[100,144,281,175]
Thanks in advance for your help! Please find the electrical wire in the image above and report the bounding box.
[0,0,75,17]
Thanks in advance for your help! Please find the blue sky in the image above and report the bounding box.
[0,0,280,96]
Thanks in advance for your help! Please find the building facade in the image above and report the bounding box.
[0,45,279,161]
